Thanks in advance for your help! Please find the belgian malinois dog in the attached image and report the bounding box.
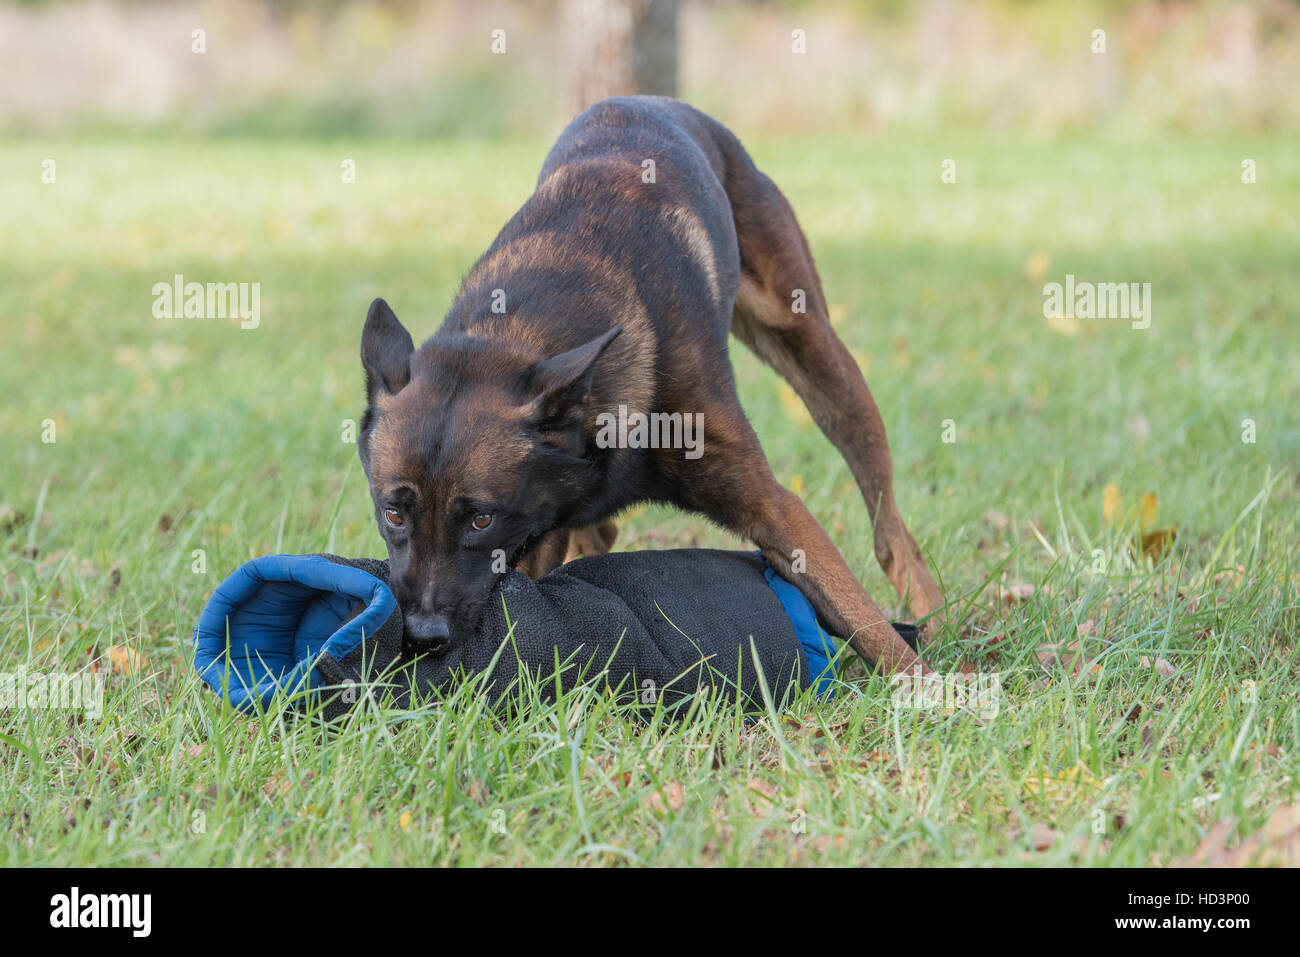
[358,96,945,673]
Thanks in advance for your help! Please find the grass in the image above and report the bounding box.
[1,130,1297,866]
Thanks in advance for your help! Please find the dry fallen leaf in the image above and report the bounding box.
[804,833,847,855]
[1024,250,1052,283]
[1038,639,1105,677]
[0,503,24,534]
[1103,485,1175,559]
[75,745,117,776]
[983,511,1011,531]
[1024,762,1106,797]
[1102,483,1123,526]
[1031,823,1058,852]
[643,781,686,815]
[105,645,148,676]
[1139,528,1177,561]
[781,714,849,738]
[1186,804,1300,867]
[1140,655,1176,678]
[1000,583,1038,603]
[744,779,779,820]
[262,771,290,799]
[1138,493,1159,530]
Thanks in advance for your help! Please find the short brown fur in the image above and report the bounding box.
[358,96,945,671]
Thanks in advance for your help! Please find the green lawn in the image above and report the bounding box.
[1,132,1297,865]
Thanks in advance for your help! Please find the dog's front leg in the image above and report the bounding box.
[746,485,924,674]
[666,413,924,673]
[673,459,921,673]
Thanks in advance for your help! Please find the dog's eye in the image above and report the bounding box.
[471,513,493,531]
[383,507,404,528]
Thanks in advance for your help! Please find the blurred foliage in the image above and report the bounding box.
[0,0,1297,136]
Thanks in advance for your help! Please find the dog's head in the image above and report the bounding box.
[357,298,620,655]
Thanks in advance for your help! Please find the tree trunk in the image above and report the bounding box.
[559,0,679,120]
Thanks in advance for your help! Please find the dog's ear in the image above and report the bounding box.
[361,298,415,400]
[523,326,622,446]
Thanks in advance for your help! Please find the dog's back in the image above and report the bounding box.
[442,97,743,367]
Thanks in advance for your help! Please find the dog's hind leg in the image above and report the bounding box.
[722,164,946,638]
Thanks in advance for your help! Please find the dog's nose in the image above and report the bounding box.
[404,612,451,656]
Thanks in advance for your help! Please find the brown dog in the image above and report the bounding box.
[358,96,944,672]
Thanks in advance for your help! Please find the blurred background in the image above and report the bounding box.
[3,0,1299,138]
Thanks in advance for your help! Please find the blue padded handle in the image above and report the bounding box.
[192,554,396,712]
